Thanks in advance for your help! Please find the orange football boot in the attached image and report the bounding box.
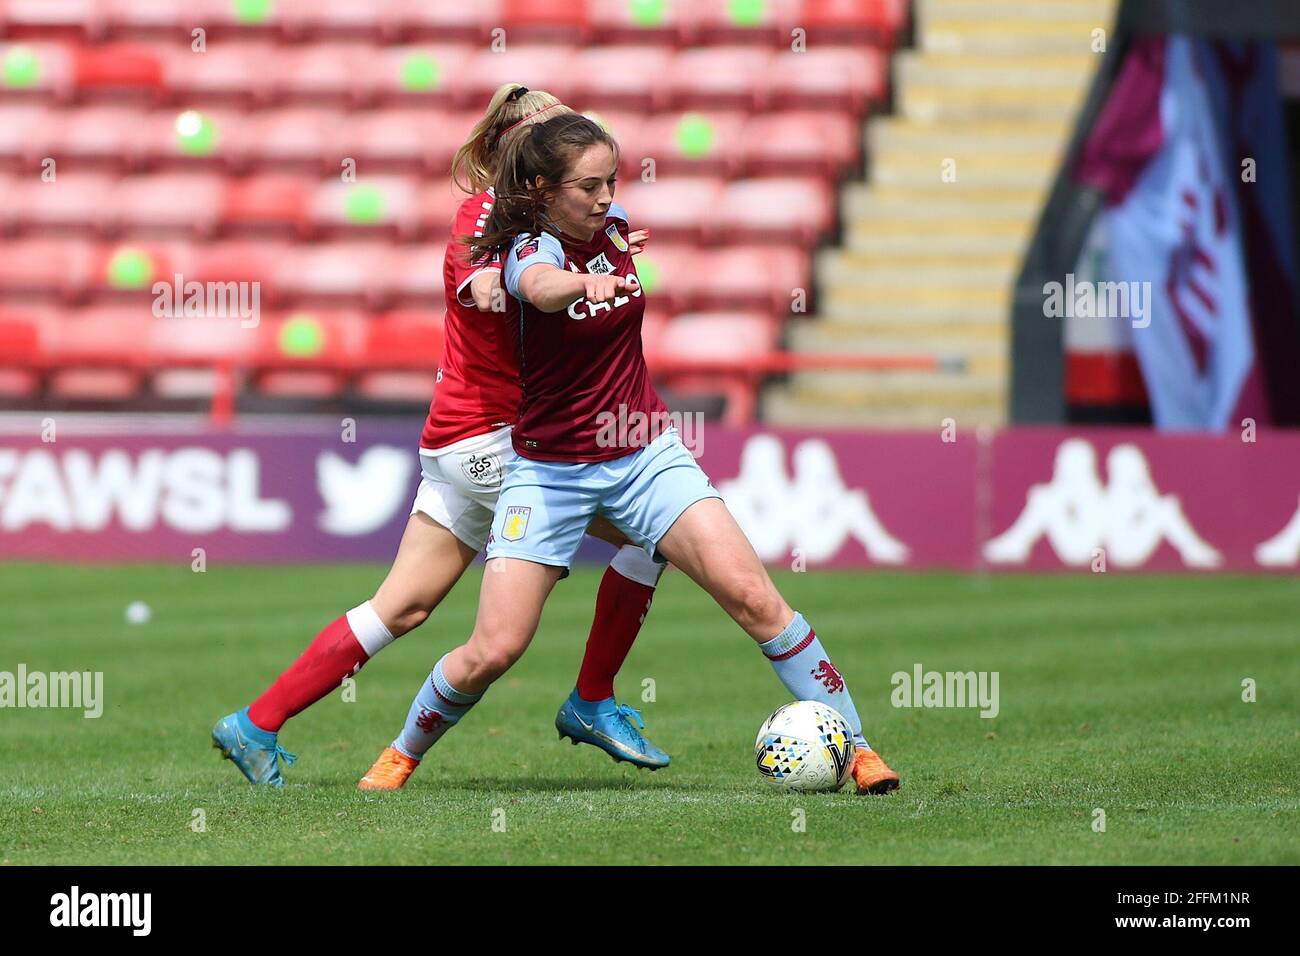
[358,746,419,791]
[850,748,900,795]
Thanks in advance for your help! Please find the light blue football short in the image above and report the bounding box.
[485,426,721,571]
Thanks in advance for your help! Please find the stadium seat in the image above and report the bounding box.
[271,241,384,305]
[738,111,860,177]
[279,0,386,41]
[588,0,696,46]
[221,174,313,235]
[501,0,591,42]
[0,308,42,397]
[71,42,165,94]
[162,41,278,105]
[240,106,342,172]
[0,105,44,168]
[278,42,376,105]
[253,309,365,398]
[766,47,887,113]
[0,239,94,298]
[667,46,774,110]
[653,311,777,422]
[45,305,152,399]
[374,244,449,306]
[14,172,118,234]
[361,44,476,104]
[693,0,799,46]
[418,179,463,236]
[112,173,225,236]
[628,242,707,313]
[388,0,504,42]
[310,175,423,239]
[460,45,577,106]
[137,106,250,168]
[0,42,75,98]
[800,0,908,45]
[354,309,444,400]
[569,46,676,111]
[699,244,810,314]
[631,111,747,176]
[50,105,152,169]
[2,0,100,38]
[84,239,183,298]
[714,177,833,243]
[187,239,288,305]
[342,108,463,174]
[616,176,723,242]
[103,0,191,38]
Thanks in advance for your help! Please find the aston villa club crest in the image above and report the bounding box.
[502,505,531,541]
[585,252,614,275]
[605,223,628,252]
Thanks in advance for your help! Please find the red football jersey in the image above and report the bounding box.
[502,203,668,463]
[419,187,522,450]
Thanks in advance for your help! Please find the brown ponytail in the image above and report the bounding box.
[467,113,620,265]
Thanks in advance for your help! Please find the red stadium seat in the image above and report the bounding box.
[714,177,833,244]
[342,108,463,174]
[112,173,225,235]
[136,107,250,168]
[0,308,43,397]
[310,175,421,239]
[767,47,887,113]
[800,0,908,45]
[568,46,675,112]
[653,311,777,423]
[418,179,464,236]
[616,176,723,242]
[627,242,705,313]
[630,111,747,176]
[45,305,151,399]
[161,41,277,105]
[459,45,577,106]
[0,42,75,98]
[373,244,449,306]
[253,309,365,397]
[84,239,184,298]
[240,107,342,172]
[693,0,799,45]
[588,0,696,45]
[71,42,165,94]
[388,0,503,42]
[667,46,774,110]
[279,0,385,40]
[361,44,476,104]
[699,244,810,314]
[500,0,591,41]
[14,173,118,233]
[187,239,290,301]
[277,42,376,105]
[0,105,45,168]
[271,241,383,305]
[50,105,152,169]
[221,174,313,234]
[103,0,190,38]
[2,0,101,37]
[738,111,861,177]
[363,310,446,370]
[0,239,95,298]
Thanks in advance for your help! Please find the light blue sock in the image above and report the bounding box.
[758,612,871,750]
[392,655,484,760]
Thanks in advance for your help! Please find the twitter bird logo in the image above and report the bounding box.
[317,446,413,536]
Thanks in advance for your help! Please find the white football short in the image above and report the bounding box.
[411,425,515,551]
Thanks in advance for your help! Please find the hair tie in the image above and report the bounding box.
[506,86,530,102]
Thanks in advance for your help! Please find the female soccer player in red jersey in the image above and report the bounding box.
[212,85,671,788]
[378,113,901,794]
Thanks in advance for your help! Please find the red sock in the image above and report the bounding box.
[247,615,369,733]
[575,566,656,702]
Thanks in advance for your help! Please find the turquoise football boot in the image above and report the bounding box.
[555,690,670,770]
[211,708,297,786]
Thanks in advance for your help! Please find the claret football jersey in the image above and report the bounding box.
[502,202,668,463]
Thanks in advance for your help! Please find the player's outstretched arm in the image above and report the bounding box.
[518,263,629,312]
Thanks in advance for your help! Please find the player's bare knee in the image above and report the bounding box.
[728,576,785,634]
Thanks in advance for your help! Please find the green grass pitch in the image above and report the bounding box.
[1,562,1297,865]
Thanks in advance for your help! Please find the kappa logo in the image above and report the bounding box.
[605,223,628,252]
[502,505,531,542]
[718,435,910,565]
[585,252,615,275]
[984,439,1221,568]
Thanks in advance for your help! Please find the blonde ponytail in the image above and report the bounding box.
[451,83,572,195]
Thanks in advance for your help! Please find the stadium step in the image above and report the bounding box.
[791,316,1008,347]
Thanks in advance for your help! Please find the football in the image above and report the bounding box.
[754,700,856,792]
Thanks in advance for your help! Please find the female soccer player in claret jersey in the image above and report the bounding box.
[382,113,901,794]
[212,85,672,789]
